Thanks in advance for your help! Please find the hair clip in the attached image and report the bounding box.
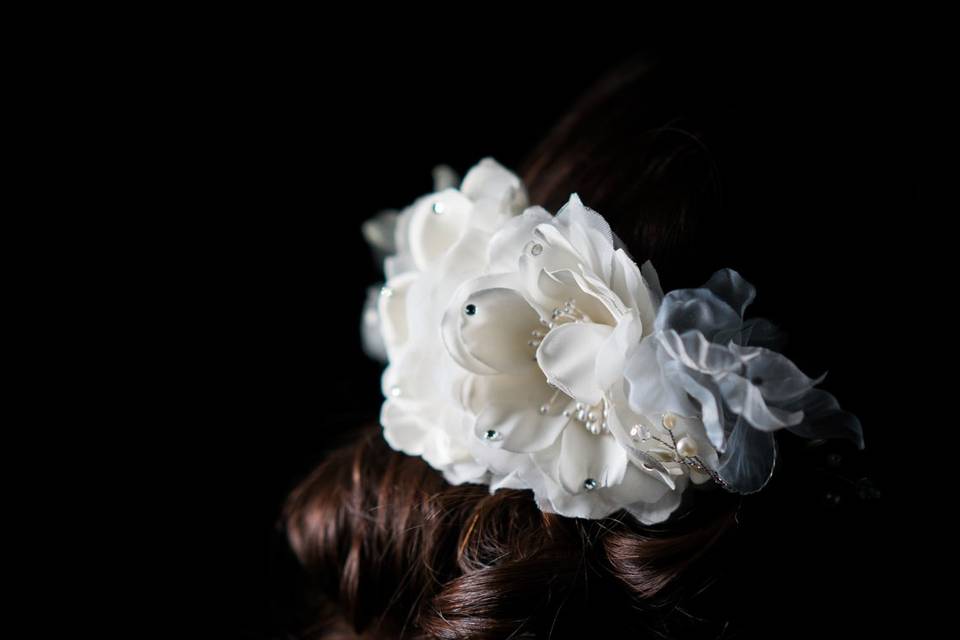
[360,158,864,523]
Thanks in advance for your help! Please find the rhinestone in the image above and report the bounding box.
[583,478,598,491]
[389,386,401,397]
[380,286,393,298]
[529,242,543,256]
[483,429,502,442]
[539,404,549,415]
[432,201,445,215]
[464,303,477,316]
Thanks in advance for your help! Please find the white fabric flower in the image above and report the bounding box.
[364,158,722,522]
[368,158,529,486]
[361,157,863,522]
[437,193,712,522]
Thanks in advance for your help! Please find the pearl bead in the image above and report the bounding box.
[464,304,477,316]
[676,436,698,457]
[583,478,598,491]
[390,386,401,397]
[662,413,676,430]
[539,405,549,415]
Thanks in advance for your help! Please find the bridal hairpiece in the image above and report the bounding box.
[360,158,864,523]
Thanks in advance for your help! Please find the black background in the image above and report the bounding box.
[172,27,918,639]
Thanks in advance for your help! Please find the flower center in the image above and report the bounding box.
[538,385,610,436]
[527,299,591,349]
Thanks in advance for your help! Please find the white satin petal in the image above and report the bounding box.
[618,466,686,525]
[440,273,524,375]
[604,462,675,510]
[380,397,428,456]
[553,193,616,281]
[475,402,570,454]
[442,282,541,375]
[556,425,628,494]
[460,157,528,214]
[537,322,612,405]
[407,189,474,271]
[377,270,418,357]
[595,311,641,393]
[464,374,569,453]
[486,206,554,274]
[610,249,658,337]
[360,285,387,363]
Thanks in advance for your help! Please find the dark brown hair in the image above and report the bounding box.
[284,55,744,639]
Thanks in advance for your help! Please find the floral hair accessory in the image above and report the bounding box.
[360,158,864,523]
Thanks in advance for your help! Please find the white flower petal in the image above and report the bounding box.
[554,193,616,281]
[432,164,459,191]
[528,441,619,519]
[407,189,474,271]
[610,249,659,337]
[361,210,399,257]
[360,285,387,363]
[377,271,418,357]
[464,374,569,453]
[595,311,641,393]
[616,466,685,525]
[537,322,612,405]
[606,461,676,508]
[380,397,428,456]
[475,401,569,454]
[486,206,554,274]
[441,276,541,375]
[556,425,628,494]
[460,157,528,213]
